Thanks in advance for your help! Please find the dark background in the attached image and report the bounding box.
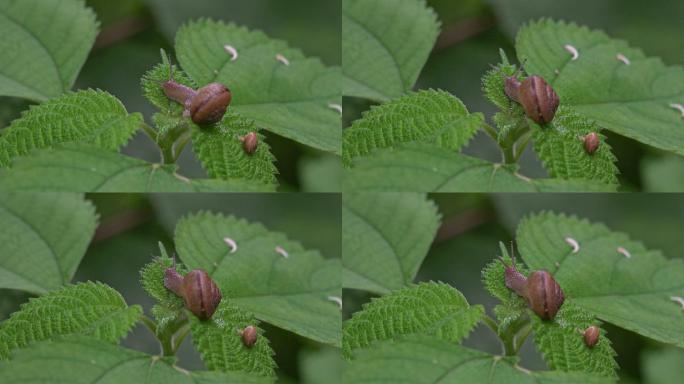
[0,0,342,192]
[0,193,342,384]
[343,193,684,383]
[343,0,684,191]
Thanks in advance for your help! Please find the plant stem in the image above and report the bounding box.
[514,323,533,353]
[172,324,191,353]
[140,314,157,335]
[158,122,191,164]
[155,314,189,357]
[172,132,192,162]
[481,122,499,142]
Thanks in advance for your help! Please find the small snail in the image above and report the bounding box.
[162,81,232,125]
[241,325,258,348]
[164,267,222,320]
[583,132,600,155]
[499,250,565,320]
[583,326,600,348]
[504,75,560,124]
[240,132,258,155]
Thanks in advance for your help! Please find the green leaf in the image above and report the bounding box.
[641,155,684,192]
[298,154,343,193]
[0,145,275,192]
[342,0,440,101]
[0,0,99,101]
[299,346,343,384]
[532,106,618,184]
[0,193,97,294]
[342,90,483,167]
[344,144,617,192]
[190,300,276,377]
[0,90,142,167]
[140,246,186,311]
[516,211,684,348]
[0,282,142,360]
[345,337,614,384]
[482,52,521,112]
[517,19,684,156]
[176,19,341,154]
[0,336,275,384]
[642,347,684,384]
[342,282,484,359]
[481,244,528,330]
[141,59,197,115]
[342,193,440,294]
[192,112,278,184]
[532,302,617,377]
[174,212,341,346]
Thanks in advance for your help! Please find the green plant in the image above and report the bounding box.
[342,0,684,192]
[0,0,341,192]
[342,193,684,382]
[0,193,341,382]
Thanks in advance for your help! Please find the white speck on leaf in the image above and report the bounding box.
[223,237,237,253]
[617,246,631,258]
[223,45,238,61]
[173,173,191,183]
[671,296,684,310]
[328,103,342,115]
[616,53,631,65]
[275,246,289,258]
[564,44,579,60]
[564,237,580,253]
[327,296,342,309]
[669,103,684,118]
[275,54,290,66]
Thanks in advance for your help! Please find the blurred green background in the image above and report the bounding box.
[0,0,342,192]
[342,0,684,191]
[343,193,684,383]
[0,193,342,384]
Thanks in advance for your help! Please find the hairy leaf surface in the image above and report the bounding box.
[0,0,98,101]
[190,300,276,376]
[176,19,341,153]
[517,19,684,156]
[345,337,614,383]
[0,282,141,359]
[343,193,440,294]
[0,337,275,384]
[0,193,97,293]
[342,0,440,101]
[0,146,274,192]
[344,144,617,192]
[192,112,277,184]
[517,211,684,347]
[343,90,483,167]
[0,90,141,167]
[175,212,341,346]
[342,282,484,359]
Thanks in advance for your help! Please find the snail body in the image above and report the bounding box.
[504,75,560,124]
[500,252,565,320]
[162,81,232,125]
[164,267,222,320]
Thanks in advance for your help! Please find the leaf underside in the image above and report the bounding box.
[0,0,99,101]
[342,0,440,101]
[0,282,141,360]
[176,19,341,154]
[344,143,617,192]
[517,211,684,348]
[342,90,483,167]
[0,145,275,192]
[0,193,98,294]
[517,19,684,156]
[174,211,341,346]
[342,282,484,359]
[342,193,440,294]
[0,90,141,168]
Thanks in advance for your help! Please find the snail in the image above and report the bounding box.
[583,326,600,348]
[499,249,565,321]
[164,267,222,320]
[162,80,232,125]
[504,74,560,124]
[239,132,258,155]
[241,325,258,348]
[583,132,600,155]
